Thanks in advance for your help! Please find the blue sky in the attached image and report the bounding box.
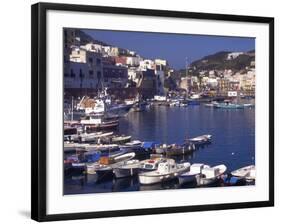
[83,29,255,70]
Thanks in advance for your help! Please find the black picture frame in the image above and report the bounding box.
[31,2,274,222]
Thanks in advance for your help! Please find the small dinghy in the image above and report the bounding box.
[138,159,190,185]
[188,134,212,145]
[178,163,210,185]
[231,165,255,181]
[196,164,227,186]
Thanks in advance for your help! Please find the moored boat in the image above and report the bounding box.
[214,102,244,109]
[111,135,132,144]
[188,134,212,145]
[73,131,114,143]
[95,152,136,180]
[178,163,210,185]
[231,165,255,181]
[138,159,190,185]
[113,160,140,178]
[196,164,227,186]
[165,143,195,156]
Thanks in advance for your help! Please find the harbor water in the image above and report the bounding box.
[64,102,255,194]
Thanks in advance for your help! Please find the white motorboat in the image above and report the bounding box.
[231,165,255,181]
[178,163,210,185]
[139,156,165,172]
[196,164,227,186]
[113,160,140,178]
[138,159,190,185]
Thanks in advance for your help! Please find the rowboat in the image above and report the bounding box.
[196,164,227,186]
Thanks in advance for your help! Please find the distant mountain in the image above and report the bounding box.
[189,50,255,72]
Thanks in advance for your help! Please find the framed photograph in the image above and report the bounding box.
[31,2,274,222]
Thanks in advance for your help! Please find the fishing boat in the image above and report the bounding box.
[94,152,136,179]
[113,160,140,178]
[139,156,165,172]
[80,114,119,131]
[74,88,134,117]
[138,159,190,185]
[178,163,210,185]
[231,165,255,181]
[196,164,227,186]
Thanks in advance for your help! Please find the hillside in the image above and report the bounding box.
[189,50,255,72]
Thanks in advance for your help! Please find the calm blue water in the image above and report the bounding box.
[64,102,255,194]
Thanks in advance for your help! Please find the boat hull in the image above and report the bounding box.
[114,167,139,178]
[178,174,197,185]
[139,168,188,185]
[95,167,114,180]
[196,177,219,186]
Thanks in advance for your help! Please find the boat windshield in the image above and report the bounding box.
[144,164,154,169]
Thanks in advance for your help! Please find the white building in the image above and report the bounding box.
[64,61,103,89]
[139,59,155,71]
[126,56,141,67]
[65,48,103,89]
[227,52,244,60]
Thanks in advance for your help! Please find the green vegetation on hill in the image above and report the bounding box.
[190,50,255,72]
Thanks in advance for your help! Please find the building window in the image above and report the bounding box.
[96,58,101,65]
[88,57,93,63]
[89,70,94,78]
[79,69,84,78]
[70,69,75,78]
[97,71,101,80]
